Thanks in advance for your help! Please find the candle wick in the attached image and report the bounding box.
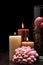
[14,32,16,35]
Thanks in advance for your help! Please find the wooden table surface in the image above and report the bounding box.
[0,50,43,65]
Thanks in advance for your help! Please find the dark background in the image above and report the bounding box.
[0,1,43,52]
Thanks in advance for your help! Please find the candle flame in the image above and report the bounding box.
[22,23,24,29]
[14,32,16,35]
[26,37,29,41]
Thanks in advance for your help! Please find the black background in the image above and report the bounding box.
[0,1,43,52]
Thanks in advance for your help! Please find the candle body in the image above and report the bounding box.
[18,29,29,41]
[9,36,21,60]
[22,41,34,48]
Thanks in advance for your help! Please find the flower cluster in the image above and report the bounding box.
[12,46,39,64]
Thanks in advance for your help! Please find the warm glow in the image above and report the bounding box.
[22,23,24,29]
[26,37,28,41]
[14,32,16,35]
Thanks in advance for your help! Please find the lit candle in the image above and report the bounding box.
[9,32,21,60]
[22,37,34,48]
[18,23,29,41]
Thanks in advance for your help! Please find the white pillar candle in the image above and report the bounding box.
[9,35,21,61]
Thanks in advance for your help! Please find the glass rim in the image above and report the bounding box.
[34,5,43,8]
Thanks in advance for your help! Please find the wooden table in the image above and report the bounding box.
[0,51,43,65]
